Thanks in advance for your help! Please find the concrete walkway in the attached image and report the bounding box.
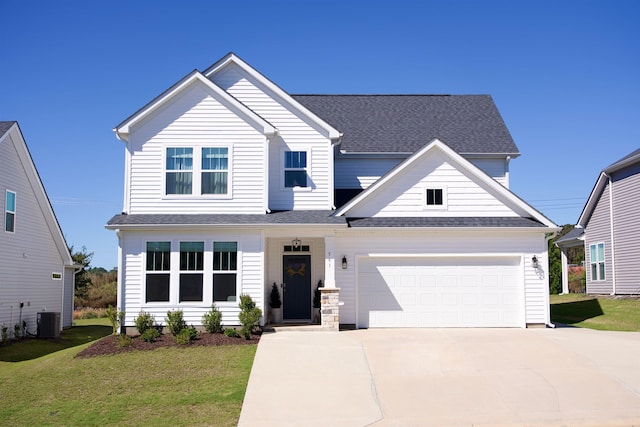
[238,327,640,427]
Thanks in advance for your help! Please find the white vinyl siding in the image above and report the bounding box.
[0,129,69,333]
[210,63,332,210]
[125,81,267,214]
[346,151,519,218]
[119,230,264,328]
[335,229,548,327]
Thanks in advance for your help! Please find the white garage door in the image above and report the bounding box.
[357,256,522,328]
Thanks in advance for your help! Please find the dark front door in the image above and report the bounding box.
[283,255,311,320]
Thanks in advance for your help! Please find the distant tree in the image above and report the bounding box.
[71,246,93,306]
[547,224,584,295]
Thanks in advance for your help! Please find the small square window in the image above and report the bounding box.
[426,188,443,205]
[213,274,237,302]
[180,273,204,302]
[146,274,170,302]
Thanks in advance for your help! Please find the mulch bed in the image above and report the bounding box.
[76,331,261,358]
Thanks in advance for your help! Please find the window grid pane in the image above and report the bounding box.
[202,148,228,170]
[166,148,193,170]
[202,171,228,194]
[180,242,204,271]
[179,273,203,302]
[146,274,170,302]
[146,241,170,271]
[285,151,306,169]
[213,242,237,271]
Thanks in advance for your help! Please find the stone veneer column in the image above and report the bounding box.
[320,287,340,331]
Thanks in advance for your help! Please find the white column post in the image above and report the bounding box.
[561,250,569,294]
[324,236,336,288]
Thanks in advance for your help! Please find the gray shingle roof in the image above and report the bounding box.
[107,211,346,227]
[347,217,545,228]
[604,147,640,173]
[554,227,585,245]
[292,95,518,155]
[0,121,16,136]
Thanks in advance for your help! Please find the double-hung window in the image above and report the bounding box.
[284,151,307,188]
[146,242,171,302]
[179,242,204,302]
[589,243,605,281]
[213,242,237,302]
[202,147,228,195]
[5,190,15,232]
[166,148,193,194]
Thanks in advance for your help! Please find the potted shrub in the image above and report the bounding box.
[313,280,322,324]
[269,282,282,324]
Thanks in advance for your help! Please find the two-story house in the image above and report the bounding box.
[1,121,77,338]
[107,53,558,331]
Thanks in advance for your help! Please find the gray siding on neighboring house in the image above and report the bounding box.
[584,180,613,294]
[611,163,640,294]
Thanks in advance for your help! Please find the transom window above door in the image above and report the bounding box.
[284,151,307,188]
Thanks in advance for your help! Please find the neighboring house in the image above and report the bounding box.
[0,121,77,338]
[556,148,640,295]
[107,53,558,331]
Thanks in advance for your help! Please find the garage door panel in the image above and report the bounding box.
[358,257,522,328]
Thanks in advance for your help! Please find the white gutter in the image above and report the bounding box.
[605,173,616,295]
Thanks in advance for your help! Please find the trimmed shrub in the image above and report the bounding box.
[202,304,223,333]
[1,324,8,343]
[175,326,198,345]
[140,328,160,343]
[238,294,262,340]
[224,328,240,338]
[116,334,133,348]
[134,311,155,335]
[105,305,125,335]
[165,309,186,336]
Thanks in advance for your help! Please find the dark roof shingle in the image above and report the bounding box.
[292,95,518,155]
[347,217,544,228]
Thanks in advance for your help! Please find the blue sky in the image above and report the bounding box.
[1,0,638,269]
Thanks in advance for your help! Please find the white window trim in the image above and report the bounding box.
[162,145,233,200]
[589,242,606,281]
[142,239,241,307]
[423,185,448,211]
[5,190,16,233]
[281,148,312,192]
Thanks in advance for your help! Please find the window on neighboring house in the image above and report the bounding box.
[589,243,605,281]
[213,242,237,302]
[146,241,171,302]
[426,188,443,206]
[5,190,15,232]
[179,242,204,302]
[166,147,193,194]
[284,151,307,187]
[202,147,228,194]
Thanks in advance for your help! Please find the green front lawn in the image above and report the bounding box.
[0,320,257,426]
[550,294,640,331]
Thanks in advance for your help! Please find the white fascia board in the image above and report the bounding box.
[105,223,348,231]
[335,138,557,227]
[203,53,342,140]
[349,226,559,233]
[114,70,276,141]
[5,123,74,265]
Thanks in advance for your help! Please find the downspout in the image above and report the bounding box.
[605,173,616,295]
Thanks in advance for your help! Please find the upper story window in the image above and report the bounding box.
[166,148,193,194]
[202,148,228,195]
[589,242,605,281]
[424,187,447,209]
[5,190,15,232]
[284,151,307,188]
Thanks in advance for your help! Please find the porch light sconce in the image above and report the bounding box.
[531,255,539,269]
[342,256,348,269]
[292,238,301,249]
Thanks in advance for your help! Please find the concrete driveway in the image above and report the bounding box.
[238,327,640,427]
